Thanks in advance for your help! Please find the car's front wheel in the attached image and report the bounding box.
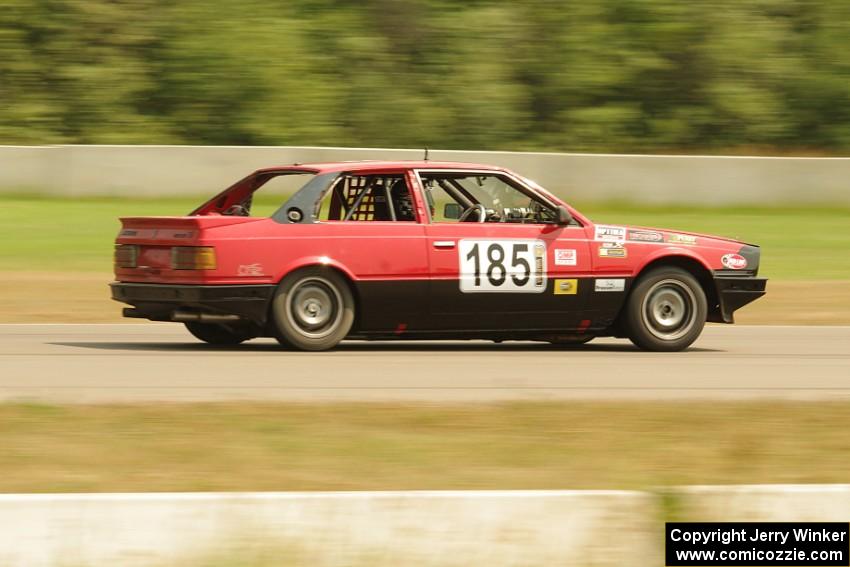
[623,266,707,351]
[184,321,257,345]
[271,267,355,351]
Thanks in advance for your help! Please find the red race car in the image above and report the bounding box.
[111,161,766,351]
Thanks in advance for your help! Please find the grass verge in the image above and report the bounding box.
[3,196,850,279]
[3,401,850,493]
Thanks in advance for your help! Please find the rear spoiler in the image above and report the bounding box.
[119,216,264,230]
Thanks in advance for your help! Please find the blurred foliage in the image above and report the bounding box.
[2,0,850,153]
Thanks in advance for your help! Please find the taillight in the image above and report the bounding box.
[171,246,217,270]
[114,244,139,269]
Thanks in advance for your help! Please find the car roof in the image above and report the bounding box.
[255,161,506,175]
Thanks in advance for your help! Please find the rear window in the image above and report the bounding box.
[192,171,318,217]
[247,172,316,217]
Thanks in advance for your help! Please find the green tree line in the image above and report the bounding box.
[2,0,849,153]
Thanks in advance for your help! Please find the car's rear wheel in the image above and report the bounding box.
[271,267,355,351]
[184,321,256,345]
[623,266,707,351]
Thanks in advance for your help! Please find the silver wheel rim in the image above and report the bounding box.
[285,277,343,339]
[640,278,697,341]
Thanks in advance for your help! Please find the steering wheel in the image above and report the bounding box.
[458,203,486,223]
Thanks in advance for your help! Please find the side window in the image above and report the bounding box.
[422,178,466,222]
[420,173,559,224]
[317,174,416,222]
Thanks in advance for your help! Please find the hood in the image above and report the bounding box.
[620,223,757,248]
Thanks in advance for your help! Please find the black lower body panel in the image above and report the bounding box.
[356,276,629,336]
[110,283,275,324]
[711,276,767,323]
[110,276,631,339]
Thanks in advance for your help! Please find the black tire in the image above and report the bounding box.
[271,267,355,351]
[184,321,256,345]
[623,266,707,352]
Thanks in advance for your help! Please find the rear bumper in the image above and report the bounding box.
[110,282,275,324]
[710,276,767,323]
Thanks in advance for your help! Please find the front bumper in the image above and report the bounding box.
[710,276,767,323]
[110,282,276,324]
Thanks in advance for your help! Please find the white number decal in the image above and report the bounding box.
[459,239,546,293]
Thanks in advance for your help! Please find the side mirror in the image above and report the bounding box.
[556,205,573,226]
[443,202,462,220]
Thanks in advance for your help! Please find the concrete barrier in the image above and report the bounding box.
[0,146,56,192]
[671,484,850,522]
[3,485,849,565]
[0,490,661,567]
[2,145,849,204]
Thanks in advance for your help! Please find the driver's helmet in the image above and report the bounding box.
[391,179,415,221]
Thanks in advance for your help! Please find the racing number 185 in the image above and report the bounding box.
[466,243,530,287]
[459,239,546,293]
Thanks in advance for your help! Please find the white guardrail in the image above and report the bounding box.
[2,145,849,204]
[1,486,848,566]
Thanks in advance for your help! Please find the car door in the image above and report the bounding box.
[306,170,431,333]
[414,170,592,332]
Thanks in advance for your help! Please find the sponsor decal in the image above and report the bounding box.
[721,253,748,270]
[458,239,547,293]
[534,242,546,287]
[554,248,577,266]
[237,263,264,276]
[627,229,663,243]
[595,278,625,292]
[594,225,627,242]
[598,242,627,258]
[668,233,697,245]
[553,278,578,295]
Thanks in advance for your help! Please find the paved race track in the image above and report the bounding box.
[1,324,849,403]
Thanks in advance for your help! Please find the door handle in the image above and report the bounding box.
[433,241,456,249]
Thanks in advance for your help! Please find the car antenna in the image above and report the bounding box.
[424,147,429,161]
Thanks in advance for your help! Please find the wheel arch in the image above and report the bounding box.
[270,258,362,331]
[274,256,357,284]
[630,254,720,323]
